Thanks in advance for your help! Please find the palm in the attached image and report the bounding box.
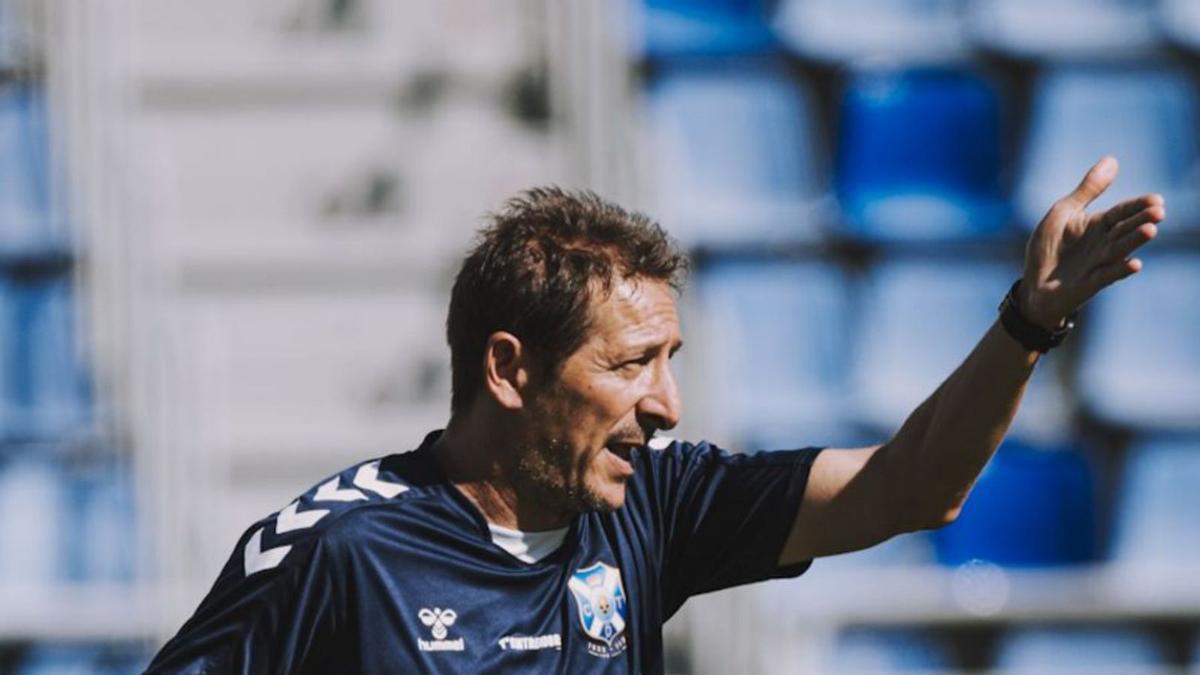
[1020,157,1165,330]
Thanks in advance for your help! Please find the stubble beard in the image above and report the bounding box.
[513,376,654,517]
[514,382,615,516]
[514,435,613,516]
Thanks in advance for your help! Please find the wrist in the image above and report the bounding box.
[999,280,1076,353]
[1018,282,1066,332]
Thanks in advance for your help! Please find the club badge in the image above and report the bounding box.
[567,561,629,658]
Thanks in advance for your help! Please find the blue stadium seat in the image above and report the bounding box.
[8,275,92,439]
[834,68,1010,243]
[968,0,1161,60]
[647,62,828,247]
[829,628,954,673]
[992,627,1167,674]
[849,258,1070,433]
[774,0,968,63]
[0,84,65,255]
[15,646,101,675]
[636,0,776,57]
[0,455,64,584]
[1015,66,1200,233]
[933,440,1097,567]
[1109,437,1200,565]
[696,258,852,443]
[63,459,136,582]
[1078,254,1200,431]
[16,645,146,675]
[851,257,1071,436]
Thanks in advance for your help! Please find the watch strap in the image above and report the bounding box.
[998,280,1075,353]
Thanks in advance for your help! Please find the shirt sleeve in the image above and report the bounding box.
[145,515,342,675]
[640,440,823,617]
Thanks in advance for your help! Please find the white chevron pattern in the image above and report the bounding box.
[275,501,330,534]
[243,527,292,576]
[314,476,367,502]
[241,461,409,576]
[353,461,409,498]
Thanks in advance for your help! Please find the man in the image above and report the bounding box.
[147,157,1163,674]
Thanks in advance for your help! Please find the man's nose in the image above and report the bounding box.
[638,363,681,431]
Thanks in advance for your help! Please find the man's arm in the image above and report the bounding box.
[780,157,1165,564]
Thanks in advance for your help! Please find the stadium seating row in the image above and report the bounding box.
[696,255,1200,567]
[646,5,1200,671]
[647,61,1200,246]
[0,72,117,596]
[638,0,1196,62]
[833,624,1200,674]
[697,254,1200,438]
[14,62,1195,259]
[0,85,69,256]
[0,453,135,585]
[11,643,147,675]
[15,56,1197,257]
[0,274,91,440]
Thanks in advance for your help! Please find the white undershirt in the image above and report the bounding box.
[487,523,569,563]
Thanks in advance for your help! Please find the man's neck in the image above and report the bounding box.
[433,413,572,532]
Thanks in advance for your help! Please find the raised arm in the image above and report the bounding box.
[780,157,1165,564]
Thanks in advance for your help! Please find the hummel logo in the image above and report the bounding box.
[417,608,465,652]
[419,608,457,640]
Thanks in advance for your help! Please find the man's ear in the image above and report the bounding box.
[483,332,531,410]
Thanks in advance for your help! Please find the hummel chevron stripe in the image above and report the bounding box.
[353,461,408,498]
[242,463,409,576]
[275,501,330,534]
[314,476,367,502]
[244,527,292,576]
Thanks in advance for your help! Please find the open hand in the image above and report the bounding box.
[1020,156,1165,330]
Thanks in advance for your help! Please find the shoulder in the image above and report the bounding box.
[635,437,824,468]
[630,436,772,475]
[632,436,713,466]
[622,437,715,511]
[237,452,437,578]
[628,437,825,497]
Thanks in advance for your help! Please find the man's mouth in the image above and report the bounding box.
[603,440,640,475]
[606,442,636,461]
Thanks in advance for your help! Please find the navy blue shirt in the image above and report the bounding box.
[147,432,822,674]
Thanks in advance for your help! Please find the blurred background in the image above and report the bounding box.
[0,0,1197,673]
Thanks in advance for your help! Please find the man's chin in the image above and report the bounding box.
[582,484,627,513]
[559,478,625,514]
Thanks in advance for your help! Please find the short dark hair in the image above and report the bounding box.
[446,186,687,416]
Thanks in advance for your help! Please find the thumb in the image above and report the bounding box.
[1064,156,1118,208]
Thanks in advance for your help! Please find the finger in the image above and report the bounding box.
[1064,156,1119,209]
[1103,221,1158,263]
[1109,204,1166,240]
[1085,257,1142,296]
[1098,193,1164,230]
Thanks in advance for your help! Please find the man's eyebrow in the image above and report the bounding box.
[618,339,682,360]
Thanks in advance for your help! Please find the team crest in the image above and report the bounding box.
[568,561,629,657]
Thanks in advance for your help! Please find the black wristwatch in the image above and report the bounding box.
[998,280,1075,353]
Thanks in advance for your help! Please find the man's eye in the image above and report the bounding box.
[618,356,652,372]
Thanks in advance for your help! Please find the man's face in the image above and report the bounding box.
[515,277,683,515]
